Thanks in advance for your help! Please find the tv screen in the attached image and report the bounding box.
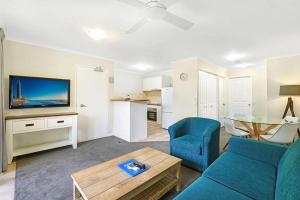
[9,75,70,109]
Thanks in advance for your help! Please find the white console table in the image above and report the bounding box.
[6,112,78,164]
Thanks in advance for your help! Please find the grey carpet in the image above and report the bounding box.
[15,136,200,200]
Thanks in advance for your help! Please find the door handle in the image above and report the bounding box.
[80,104,87,107]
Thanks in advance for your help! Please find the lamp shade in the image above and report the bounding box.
[279,85,300,96]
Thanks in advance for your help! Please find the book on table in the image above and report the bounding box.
[118,159,148,176]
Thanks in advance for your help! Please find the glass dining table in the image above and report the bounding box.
[226,115,285,138]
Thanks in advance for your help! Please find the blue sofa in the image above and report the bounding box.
[168,117,220,172]
[175,137,300,200]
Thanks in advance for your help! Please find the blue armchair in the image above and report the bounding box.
[168,117,221,171]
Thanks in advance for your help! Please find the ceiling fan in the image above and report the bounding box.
[117,0,194,34]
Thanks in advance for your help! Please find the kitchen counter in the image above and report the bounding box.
[147,103,162,106]
[111,98,149,103]
[112,101,147,142]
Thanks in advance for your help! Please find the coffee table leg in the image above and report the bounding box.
[176,163,181,192]
[73,183,81,200]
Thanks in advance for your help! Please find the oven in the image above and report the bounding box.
[147,107,157,122]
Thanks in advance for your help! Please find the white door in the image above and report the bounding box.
[198,71,218,120]
[76,66,109,142]
[218,77,227,125]
[228,77,252,116]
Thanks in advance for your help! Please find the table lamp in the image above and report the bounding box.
[279,85,300,118]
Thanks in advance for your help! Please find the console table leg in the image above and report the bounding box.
[6,120,13,164]
[71,116,78,149]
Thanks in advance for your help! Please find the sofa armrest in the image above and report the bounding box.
[168,119,188,140]
[228,137,287,167]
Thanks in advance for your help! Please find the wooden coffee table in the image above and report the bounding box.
[71,147,182,200]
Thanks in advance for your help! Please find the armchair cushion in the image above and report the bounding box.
[203,152,277,200]
[171,135,202,154]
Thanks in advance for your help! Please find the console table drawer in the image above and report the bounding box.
[13,119,45,133]
[47,117,73,128]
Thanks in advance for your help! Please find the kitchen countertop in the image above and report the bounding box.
[110,98,149,103]
[147,103,162,106]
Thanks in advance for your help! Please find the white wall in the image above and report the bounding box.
[0,16,5,30]
[113,69,143,97]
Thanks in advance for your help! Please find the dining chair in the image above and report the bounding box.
[223,118,250,150]
[266,115,297,135]
[260,123,299,144]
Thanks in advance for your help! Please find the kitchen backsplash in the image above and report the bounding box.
[144,90,161,104]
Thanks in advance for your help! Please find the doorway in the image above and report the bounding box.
[76,66,109,142]
[219,77,227,125]
[228,77,252,116]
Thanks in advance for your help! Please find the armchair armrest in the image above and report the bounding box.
[228,137,287,167]
[168,118,188,140]
[202,123,221,169]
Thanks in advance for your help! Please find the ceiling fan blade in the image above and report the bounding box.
[163,11,194,30]
[117,0,147,8]
[126,18,148,34]
[159,0,180,7]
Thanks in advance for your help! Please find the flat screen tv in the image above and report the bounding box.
[9,75,70,109]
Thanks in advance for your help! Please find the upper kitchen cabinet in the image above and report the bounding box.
[143,76,172,91]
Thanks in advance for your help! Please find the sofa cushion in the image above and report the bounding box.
[203,152,277,200]
[171,135,202,154]
[174,177,252,200]
[276,140,300,200]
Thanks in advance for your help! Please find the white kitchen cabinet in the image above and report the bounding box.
[143,76,171,91]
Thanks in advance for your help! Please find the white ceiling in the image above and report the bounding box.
[1,0,300,72]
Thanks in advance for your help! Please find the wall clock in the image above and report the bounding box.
[180,73,188,81]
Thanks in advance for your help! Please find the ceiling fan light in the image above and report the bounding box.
[147,6,167,20]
